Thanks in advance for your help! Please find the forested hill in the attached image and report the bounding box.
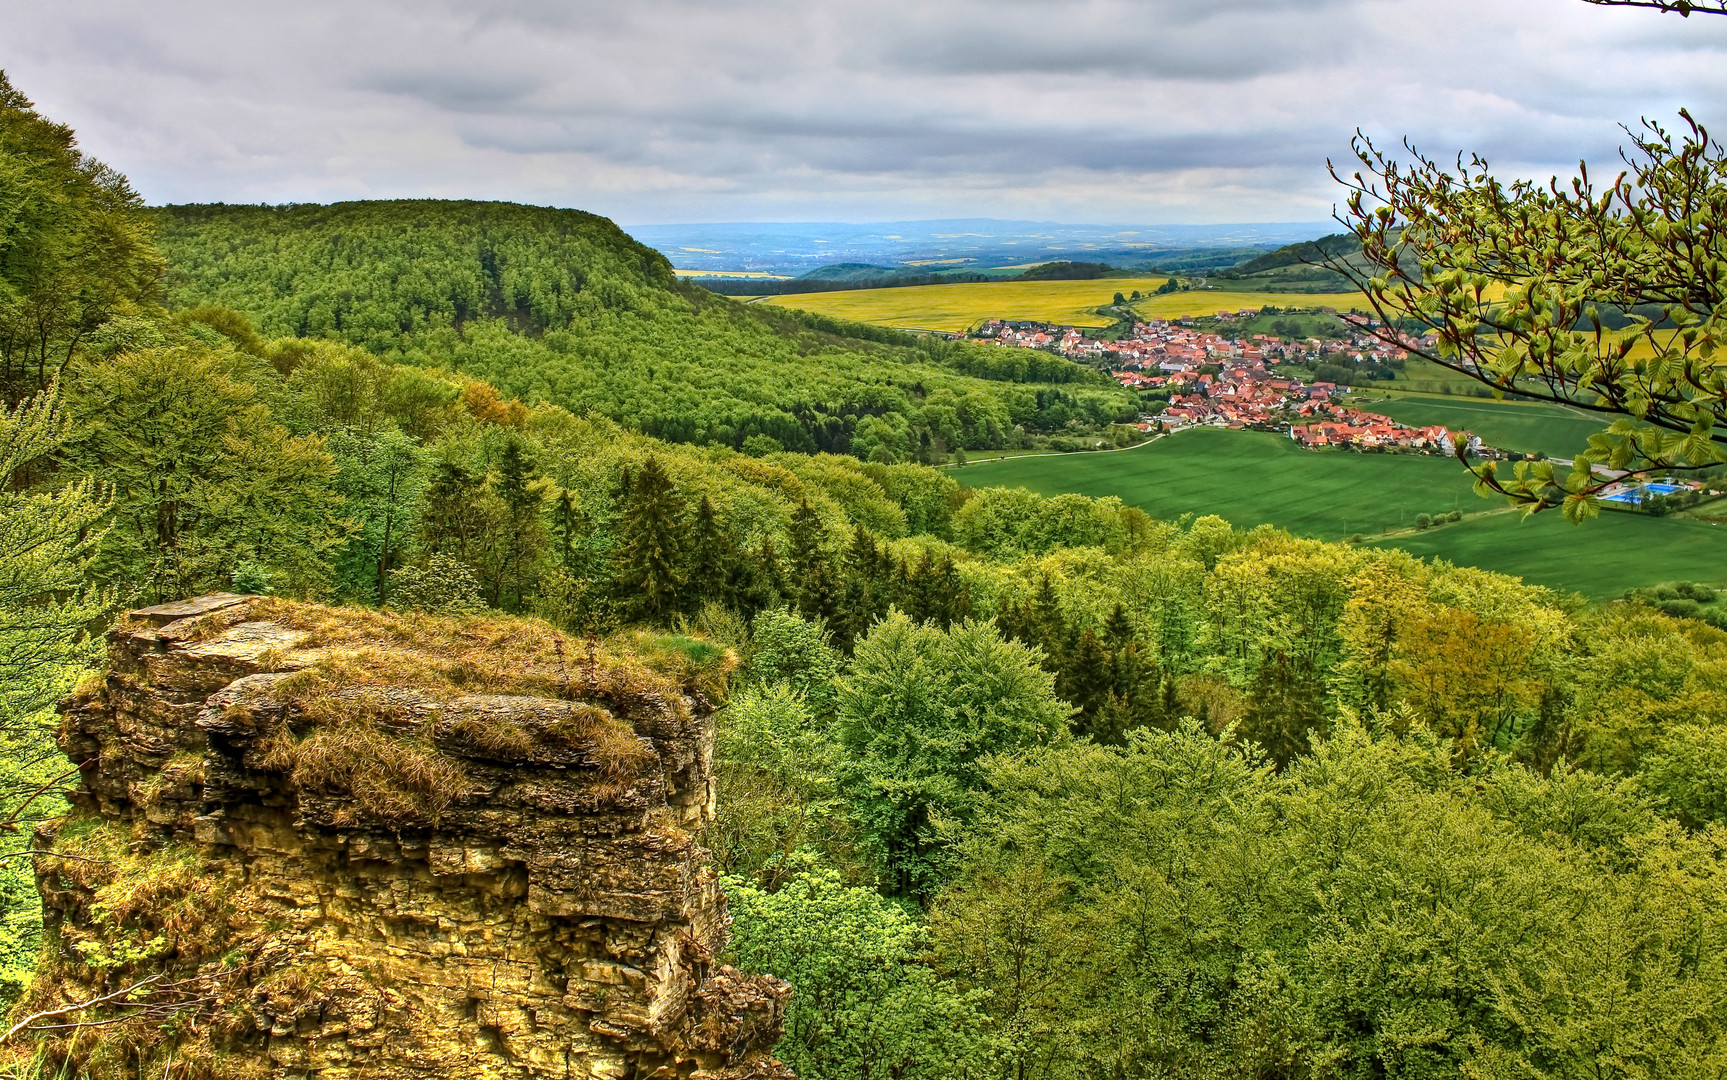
[150,200,1132,460]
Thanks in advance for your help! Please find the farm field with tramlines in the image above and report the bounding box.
[759,278,1365,331]
[954,427,1727,597]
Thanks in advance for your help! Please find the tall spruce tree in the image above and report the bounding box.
[1243,650,1325,768]
[788,498,840,624]
[486,437,546,611]
[1026,574,1070,665]
[419,461,490,566]
[901,551,938,624]
[1160,675,1181,730]
[613,455,687,621]
[686,493,736,610]
[833,525,890,650]
[743,536,787,614]
[553,488,580,569]
[1059,629,1113,737]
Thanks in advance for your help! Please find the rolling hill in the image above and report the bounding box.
[149,201,1135,457]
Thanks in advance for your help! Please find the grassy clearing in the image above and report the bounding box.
[952,427,1727,598]
[761,280,1366,332]
[1354,393,1610,457]
[956,428,1479,539]
[1364,512,1727,597]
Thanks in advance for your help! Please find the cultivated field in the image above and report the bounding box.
[758,280,1366,332]
[958,428,1477,539]
[953,427,1727,597]
[1359,394,1610,457]
[672,269,790,279]
[1362,511,1727,598]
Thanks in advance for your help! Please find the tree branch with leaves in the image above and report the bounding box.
[1579,0,1727,14]
[1325,110,1727,519]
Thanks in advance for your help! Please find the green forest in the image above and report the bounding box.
[148,202,1133,461]
[5,66,1727,1080]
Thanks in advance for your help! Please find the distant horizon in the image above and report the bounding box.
[617,218,1338,275]
[616,217,1338,230]
[141,199,1336,232]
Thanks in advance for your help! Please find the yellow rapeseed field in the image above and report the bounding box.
[758,278,1368,332]
[673,268,791,279]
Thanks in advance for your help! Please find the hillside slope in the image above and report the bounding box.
[1209,232,1361,291]
[152,201,1132,458]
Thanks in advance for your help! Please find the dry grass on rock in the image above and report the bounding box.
[219,601,729,824]
[245,598,735,705]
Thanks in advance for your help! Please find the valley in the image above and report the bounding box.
[770,272,1724,599]
[954,428,1727,598]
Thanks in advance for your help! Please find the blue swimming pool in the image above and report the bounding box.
[1603,482,1685,504]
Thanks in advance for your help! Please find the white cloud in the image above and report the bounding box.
[5,0,1725,222]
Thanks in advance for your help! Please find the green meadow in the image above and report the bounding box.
[1361,393,1610,458]
[954,427,1727,597]
[1362,511,1727,597]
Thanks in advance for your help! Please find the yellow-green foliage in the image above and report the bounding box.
[148,200,1131,458]
[764,280,1367,332]
[11,817,270,1080]
[523,409,964,549]
[43,820,213,961]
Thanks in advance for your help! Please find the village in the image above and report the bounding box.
[973,311,1480,455]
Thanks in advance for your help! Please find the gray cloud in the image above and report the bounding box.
[5,0,1726,223]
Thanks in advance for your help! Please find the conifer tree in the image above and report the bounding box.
[418,461,489,565]
[932,554,970,626]
[789,499,840,624]
[900,550,970,627]
[1103,602,1135,654]
[1026,574,1070,665]
[1160,675,1181,730]
[903,551,940,625]
[833,525,890,650]
[613,455,687,621]
[553,488,580,569]
[495,438,537,516]
[1102,602,1155,711]
[1243,650,1324,768]
[486,437,547,611]
[993,597,1030,647]
[1059,629,1114,737]
[686,493,737,610]
[747,536,787,613]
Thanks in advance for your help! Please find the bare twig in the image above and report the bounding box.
[0,849,99,863]
[0,761,90,834]
[1,976,164,1044]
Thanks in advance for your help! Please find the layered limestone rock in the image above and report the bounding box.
[28,594,791,1080]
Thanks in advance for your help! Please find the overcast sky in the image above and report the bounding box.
[6,0,1726,225]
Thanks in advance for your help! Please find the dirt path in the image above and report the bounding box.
[941,425,1205,469]
[1367,504,1522,542]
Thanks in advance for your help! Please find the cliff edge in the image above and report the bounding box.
[23,594,791,1079]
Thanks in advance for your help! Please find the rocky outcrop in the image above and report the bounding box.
[28,595,791,1080]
